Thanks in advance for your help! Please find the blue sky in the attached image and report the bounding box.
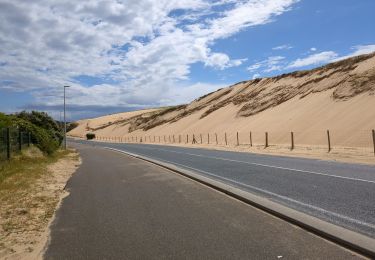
[0,0,374,120]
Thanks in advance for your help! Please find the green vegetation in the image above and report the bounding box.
[86,133,96,140]
[17,111,63,142]
[67,122,79,132]
[0,111,63,155]
[0,147,78,253]
[0,146,70,186]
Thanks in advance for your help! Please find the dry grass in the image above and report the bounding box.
[0,147,80,259]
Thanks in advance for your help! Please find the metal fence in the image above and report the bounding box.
[0,127,32,161]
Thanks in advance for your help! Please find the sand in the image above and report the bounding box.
[68,53,375,164]
[0,151,81,260]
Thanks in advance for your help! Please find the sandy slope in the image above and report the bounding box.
[68,53,375,163]
[69,109,159,138]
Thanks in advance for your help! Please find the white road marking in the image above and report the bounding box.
[107,147,375,231]
[122,144,375,184]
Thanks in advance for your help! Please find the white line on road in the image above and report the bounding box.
[122,144,375,184]
[107,147,375,231]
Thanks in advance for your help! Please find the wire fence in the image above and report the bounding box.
[88,129,375,157]
[0,127,32,161]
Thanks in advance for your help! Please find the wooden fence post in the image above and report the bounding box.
[6,127,10,160]
[291,132,294,150]
[327,130,331,152]
[18,129,22,152]
[18,129,22,151]
[249,131,252,147]
[200,134,202,144]
[372,129,375,156]
[225,132,227,145]
[215,133,218,145]
[207,133,209,144]
[265,132,268,148]
[186,134,188,143]
[236,132,239,146]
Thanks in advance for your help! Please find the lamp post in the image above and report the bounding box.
[64,85,70,149]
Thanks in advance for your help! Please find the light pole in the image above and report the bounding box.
[64,85,70,149]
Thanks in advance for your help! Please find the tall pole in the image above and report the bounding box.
[64,86,70,150]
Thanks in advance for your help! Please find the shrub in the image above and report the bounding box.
[67,122,79,132]
[86,133,96,140]
[0,112,61,155]
[16,111,63,145]
[14,118,60,155]
[0,112,12,128]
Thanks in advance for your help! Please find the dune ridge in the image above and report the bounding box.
[68,52,375,164]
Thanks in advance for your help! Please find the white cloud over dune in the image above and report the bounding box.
[247,44,375,78]
[287,51,338,68]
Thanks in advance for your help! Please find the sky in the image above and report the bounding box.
[0,0,375,120]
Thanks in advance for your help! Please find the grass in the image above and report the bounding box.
[0,146,71,188]
[0,146,75,227]
[0,146,78,255]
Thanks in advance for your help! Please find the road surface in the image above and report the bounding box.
[71,139,375,239]
[45,143,361,259]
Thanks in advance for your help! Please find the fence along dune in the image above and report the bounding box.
[0,127,32,161]
[68,52,375,158]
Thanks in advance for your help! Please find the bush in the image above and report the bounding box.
[0,112,12,128]
[67,122,79,132]
[0,112,62,155]
[86,133,96,140]
[14,118,60,155]
[16,111,63,144]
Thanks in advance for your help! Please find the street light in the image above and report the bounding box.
[64,85,70,150]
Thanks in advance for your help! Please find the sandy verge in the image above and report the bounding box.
[0,151,81,260]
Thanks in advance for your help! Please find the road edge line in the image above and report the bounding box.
[105,147,375,258]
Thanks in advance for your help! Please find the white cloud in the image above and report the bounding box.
[287,51,338,68]
[287,45,375,69]
[252,73,261,79]
[247,43,375,78]
[272,44,293,50]
[349,44,375,56]
[162,82,227,105]
[247,56,285,73]
[205,53,247,70]
[333,44,375,61]
[0,0,299,114]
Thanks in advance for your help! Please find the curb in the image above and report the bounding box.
[105,147,375,258]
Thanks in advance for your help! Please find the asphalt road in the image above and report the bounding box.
[45,143,360,259]
[71,139,375,239]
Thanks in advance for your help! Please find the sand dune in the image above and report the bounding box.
[68,53,375,164]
